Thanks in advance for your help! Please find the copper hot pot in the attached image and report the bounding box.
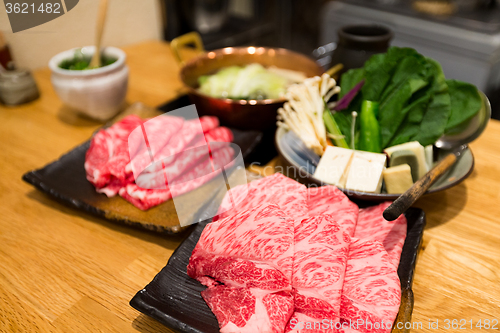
[172,32,324,130]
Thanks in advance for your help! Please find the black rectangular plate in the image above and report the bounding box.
[22,102,263,234]
[130,207,426,332]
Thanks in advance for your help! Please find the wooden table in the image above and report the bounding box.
[0,40,499,332]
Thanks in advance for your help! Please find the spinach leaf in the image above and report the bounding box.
[389,58,451,147]
[378,53,431,147]
[411,59,451,146]
[361,53,390,101]
[362,47,421,102]
[336,46,478,151]
[339,68,365,99]
[387,93,431,146]
[445,79,482,133]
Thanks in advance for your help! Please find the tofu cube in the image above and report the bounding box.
[383,164,414,194]
[345,151,386,193]
[313,146,354,187]
[384,141,428,179]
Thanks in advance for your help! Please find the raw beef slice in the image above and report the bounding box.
[85,129,114,188]
[187,175,407,333]
[120,145,234,210]
[117,185,171,211]
[102,115,145,185]
[85,115,143,192]
[127,116,219,177]
[202,286,294,333]
[188,204,296,332]
[306,186,359,237]
[287,214,351,332]
[169,145,235,198]
[354,202,407,268]
[85,113,233,210]
[214,173,308,222]
[188,203,294,286]
[339,238,401,333]
[134,126,233,190]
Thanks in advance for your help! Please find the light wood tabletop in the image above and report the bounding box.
[0,40,499,333]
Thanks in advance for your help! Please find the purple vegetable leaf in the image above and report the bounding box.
[333,79,365,111]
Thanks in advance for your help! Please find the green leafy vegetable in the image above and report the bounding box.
[377,52,431,147]
[198,64,299,100]
[339,68,365,99]
[336,46,481,151]
[410,59,451,146]
[388,58,450,147]
[333,68,364,146]
[363,47,421,101]
[445,79,482,133]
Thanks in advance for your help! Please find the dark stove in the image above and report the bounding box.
[346,0,500,34]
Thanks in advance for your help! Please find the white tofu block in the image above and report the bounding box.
[345,151,386,193]
[383,164,414,194]
[384,141,428,179]
[424,145,434,171]
[313,146,354,187]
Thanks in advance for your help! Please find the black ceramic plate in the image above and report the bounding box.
[130,207,426,332]
[22,103,263,233]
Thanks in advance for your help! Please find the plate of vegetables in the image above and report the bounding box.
[275,47,488,200]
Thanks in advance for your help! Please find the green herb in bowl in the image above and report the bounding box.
[59,49,117,70]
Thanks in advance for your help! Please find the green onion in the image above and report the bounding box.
[323,108,349,149]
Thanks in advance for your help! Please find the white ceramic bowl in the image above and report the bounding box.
[49,46,128,121]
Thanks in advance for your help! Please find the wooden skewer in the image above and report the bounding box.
[89,0,109,68]
[383,151,458,221]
